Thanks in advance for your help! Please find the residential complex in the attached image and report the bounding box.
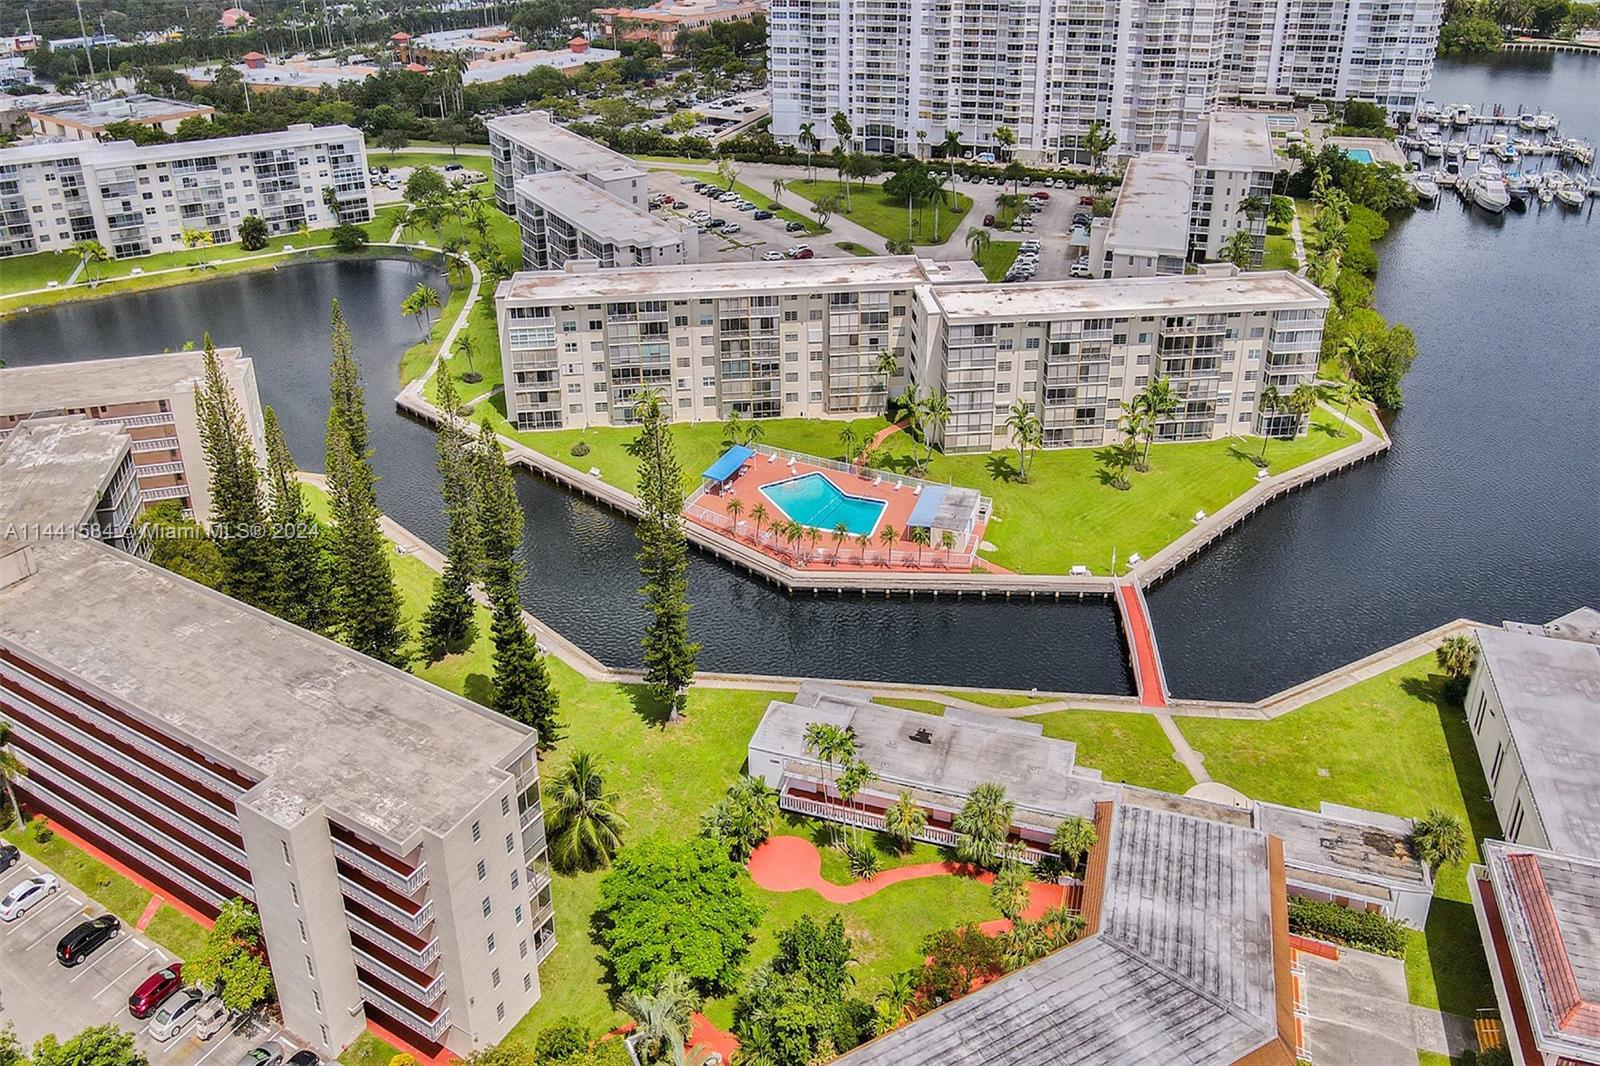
[487,111,649,217]
[495,256,1326,444]
[593,0,767,53]
[0,536,556,1057]
[0,348,264,519]
[25,93,215,140]
[0,123,372,259]
[512,172,697,271]
[768,0,1441,162]
[0,415,144,555]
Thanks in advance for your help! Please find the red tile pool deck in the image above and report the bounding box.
[687,453,986,573]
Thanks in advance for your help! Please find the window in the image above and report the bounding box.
[281,841,291,864]
[298,920,307,943]
[1474,695,1488,733]
[313,989,322,1012]
[290,882,299,905]
[306,956,315,977]
[524,974,533,992]
[492,968,502,989]
[511,868,520,889]
[483,897,493,918]
[497,1003,506,1022]
[516,904,525,925]
[520,940,529,959]
[1490,741,1505,786]
[1508,801,1526,840]
[472,820,482,842]
[320,1026,329,1046]
[477,860,487,881]
[506,833,515,853]
[487,933,497,954]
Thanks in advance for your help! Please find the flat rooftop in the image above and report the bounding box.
[1259,801,1431,890]
[1101,153,1194,257]
[465,46,619,83]
[928,270,1326,321]
[0,417,128,532]
[0,126,359,167]
[835,802,1289,1065]
[0,348,246,413]
[0,539,536,841]
[750,685,1105,818]
[1483,841,1600,1062]
[27,93,212,128]
[500,255,980,302]
[487,111,644,183]
[1478,623,1600,857]
[515,172,689,246]
[1197,111,1278,173]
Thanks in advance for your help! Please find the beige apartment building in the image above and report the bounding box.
[513,172,697,271]
[0,536,556,1058]
[487,110,649,217]
[0,415,144,554]
[495,258,1326,445]
[0,348,263,519]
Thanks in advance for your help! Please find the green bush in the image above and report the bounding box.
[534,1018,590,1061]
[331,223,370,253]
[30,814,53,843]
[569,440,591,457]
[1287,896,1409,956]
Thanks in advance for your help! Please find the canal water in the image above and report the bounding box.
[2,54,1595,698]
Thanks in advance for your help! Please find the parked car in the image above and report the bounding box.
[129,965,184,1019]
[57,915,120,966]
[753,210,774,220]
[443,163,464,173]
[761,250,785,260]
[195,996,231,1041]
[288,1052,322,1066]
[1030,190,1050,200]
[784,245,812,258]
[1070,263,1094,278]
[235,1045,286,1066]
[722,223,742,234]
[784,221,807,233]
[706,218,727,229]
[0,874,58,921]
[0,843,18,873]
[982,213,995,226]
[1079,195,1096,206]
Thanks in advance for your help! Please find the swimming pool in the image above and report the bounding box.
[759,472,887,537]
[1343,147,1375,164]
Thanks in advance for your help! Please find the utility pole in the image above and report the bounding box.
[75,0,97,82]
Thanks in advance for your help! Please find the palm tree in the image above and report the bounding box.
[621,973,699,1065]
[990,861,1029,922]
[832,522,850,561]
[1338,333,1375,384]
[1050,815,1097,877]
[942,129,963,200]
[919,389,951,472]
[875,349,900,404]
[1257,384,1283,461]
[882,790,927,853]
[804,722,857,845]
[953,783,1015,869]
[180,228,214,250]
[750,501,769,540]
[940,529,956,560]
[1410,808,1467,874]
[1334,378,1372,436]
[0,722,25,830]
[1003,400,1042,483]
[872,971,918,1035]
[878,524,897,565]
[771,176,787,204]
[855,532,871,564]
[784,520,804,559]
[400,289,426,334]
[71,239,110,288]
[805,525,822,559]
[839,425,860,466]
[412,282,441,328]
[546,751,629,872]
[1435,633,1478,686]
[966,226,992,264]
[799,121,819,181]
[725,495,745,532]
[455,333,481,383]
[907,524,931,565]
[835,757,873,845]
[1135,377,1177,471]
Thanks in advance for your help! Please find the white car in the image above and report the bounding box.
[1070,263,1094,278]
[689,211,711,223]
[150,989,205,1042]
[0,874,59,921]
[761,250,785,261]
[722,223,742,234]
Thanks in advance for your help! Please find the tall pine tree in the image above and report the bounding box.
[473,431,560,749]
[419,373,479,661]
[261,406,334,635]
[631,389,699,720]
[195,333,280,611]
[323,301,408,666]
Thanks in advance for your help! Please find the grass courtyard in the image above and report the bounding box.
[974,239,1022,281]
[1174,655,1499,1019]
[787,179,973,245]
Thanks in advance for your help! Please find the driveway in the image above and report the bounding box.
[1299,947,1420,1066]
[0,855,282,1066]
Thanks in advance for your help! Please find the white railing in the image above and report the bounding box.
[346,914,441,969]
[337,873,434,934]
[117,412,176,428]
[350,943,445,1003]
[683,503,983,572]
[527,860,553,899]
[778,791,1052,863]
[140,485,191,502]
[135,460,186,476]
[333,839,429,896]
[131,436,181,452]
[358,982,451,1041]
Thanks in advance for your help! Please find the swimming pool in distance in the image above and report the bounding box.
[759,471,888,537]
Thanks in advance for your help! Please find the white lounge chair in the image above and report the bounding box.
[768,452,779,463]
[912,484,923,497]
[872,475,883,487]
[892,480,903,492]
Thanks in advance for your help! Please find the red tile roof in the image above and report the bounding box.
[1507,854,1600,1039]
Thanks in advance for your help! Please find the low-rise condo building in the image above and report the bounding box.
[496,258,1326,444]
[487,111,648,216]
[26,93,215,140]
[1098,154,1196,279]
[513,172,697,271]
[593,0,766,54]
[0,123,371,259]
[0,415,144,555]
[0,536,556,1058]
[0,348,263,519]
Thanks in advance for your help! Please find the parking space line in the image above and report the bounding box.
[22,903,84,946]
[0,864,42,892]
[69,935,141,983]
[95,944,157,998]
[191,1030,241,1066]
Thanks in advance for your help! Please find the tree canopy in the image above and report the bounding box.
[185,898,274,1015]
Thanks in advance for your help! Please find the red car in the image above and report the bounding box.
[129,964,184,1019]
[1079,195,1096,206]
[1029,190,1050,200]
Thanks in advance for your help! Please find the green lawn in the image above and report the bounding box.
[0,249,76,291]
[1,825,209,959]
[787,179,972,246]
[1022,711,1194,795]
[485,406,1359,574]
[656,168,827,235]
[836,241,876,256]
[870,696,948,716]
[938,690,1052,710]
[1262,234,1299,272]
[369,150,493,179]
[1173,655,1499,1019]
[974,240,1022,281]
[337,1032,403,1066]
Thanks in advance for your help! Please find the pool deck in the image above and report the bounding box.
[688,452,989,572]
[1324,135,1408,168]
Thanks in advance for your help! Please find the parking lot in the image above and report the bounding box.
[647,172,846,263]
[0,856,281,1066]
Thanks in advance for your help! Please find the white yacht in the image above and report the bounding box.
[1452,105,1474,129]
[1535,113,1556,133]
[1465,143,1482,162]
[1471,163,1511,213]
[1537,177,1555,205]
[1518,113,1537,131]
[1556,180,1585,207]
[1413,172,1440,202]
[1424,138,1445,159]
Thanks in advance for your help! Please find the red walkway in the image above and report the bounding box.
[1116,582,1168,708]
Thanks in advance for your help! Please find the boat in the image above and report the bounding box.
[1556,181,1584,207]
[1452,105,1474,129]
[1424,138,1444,159]
[1518,113,1537,131]
[1445,141,1465,159]
[1472,163,1511,213]
[1535,113,1556,132]
[1496,142,1520,163]
[1505,169,1531,205]
[1413,172,1440,201]
[1465,143,1482,161]
[1537,177,1555,205]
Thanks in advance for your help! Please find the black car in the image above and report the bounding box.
[0,844,18,873]
[753,210,774,220]
[57,915,120,967]
[784,221,806,233]
[288,1052,321,1066]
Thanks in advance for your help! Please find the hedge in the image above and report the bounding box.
[1287,896,1410,957]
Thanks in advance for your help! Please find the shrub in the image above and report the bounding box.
[389,1055,417,1066]
[1091,196,1114,217]
[534,1019,590,1061]
[570,440,592,457]
[845,841,882,880]
[1343,241,1379,278]
[30,814,53,843]
[330,223,370,253]
[1287,896,1409,956]
[237,214,269,251]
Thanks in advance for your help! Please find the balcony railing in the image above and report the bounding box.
[333,839,429,896]
[350,943,445,1003]
[346,912,441,969]
[116,411,175,428]
[779,789,1053,863]
[337,873,434,934]
[358,980,451,1042]
[141,485,191,502]
[135,461,186,476]
[535,931,558,964]
[131,436,181,453]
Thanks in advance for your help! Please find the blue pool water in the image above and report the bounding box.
[1343,148,1375,164]
[760,472,887,536]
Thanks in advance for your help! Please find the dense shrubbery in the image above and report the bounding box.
[1287,896,1410,956]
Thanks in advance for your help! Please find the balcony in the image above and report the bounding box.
[346,908,440,969]
[131,436,181,453]
[118,411,176,428]
[350,942,445,1004]
[358,975,451,1042]
[141,486,191,502]
[337,867,434,934]
[135,461,186,477]
[332,838,428,896]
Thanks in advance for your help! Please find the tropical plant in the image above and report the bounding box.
[620,973,699,1065]
[966,225,992,264]
[953,783,1015,869]
[180,227,214,250]
[881,790,927,853]
[1410,807,1468,873]
[455,333,482,384]
[1083,119,1116,174]
[0,722,25,829]
[989,861,1030,921]
[70,239,110,288]
[750,501,769,539]
[1222,229,1258,269]
[994,125,1016,161]
[1050,815,1098,876]
[875,348,900,402]
[1134,377,1178,471]
[1256,383,1283,461]
[917,925,1004,1008]
[195,334,279,612]
[872,971,918,1034]
[838,425,860,465]
[831,522,850,561]
[237,214,270,251]
[878,524,897,562]
[907,524,931,564]
[803,721,856,841]
[546,751,629,872]
[632,389,699,719]
[846,840,883,880]
[1436,633,1479,689]
[799,121,820,181]
[186,898,274,1014]
[1003,400,1043,482]
[733,915,860,1064]
[700,774,779,861]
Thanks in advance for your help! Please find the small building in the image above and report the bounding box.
[593,0,766,54]
[181,55,381,93]
[27,93,215,140]
[1189,110,1277,263]
[0,415,143,556]
[1464,609,1600,856]
[1470,840,1600,1066]
[218,7,255,30]
[512,171,697,271]
[487,110,649,213]
[461,39,620,85]
[1098,153,1194,278]
[1258,800,1434,926]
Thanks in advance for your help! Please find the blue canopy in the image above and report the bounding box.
[905,484,950,528]
[702,445,755,483]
